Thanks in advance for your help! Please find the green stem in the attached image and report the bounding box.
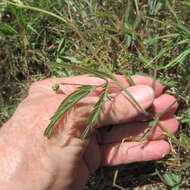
[6,1,68,23]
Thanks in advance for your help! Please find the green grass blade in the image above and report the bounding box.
[0,23,17,34]
[48,63,114,80]
[44,85,96,137]
[158,49,190,69]
[6,1,68,23]
[162,172,181,187]
[174,23,190,37]
[113,169,119,186]
[113,169,127,190]
[181,1,190,6]
[144,33,179,45]
[165,0,179,24]
[145,46,172,68]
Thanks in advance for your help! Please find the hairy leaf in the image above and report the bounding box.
[81,82,109,139]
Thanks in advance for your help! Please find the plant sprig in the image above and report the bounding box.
[44,85,96,137]
[45,63,149,138]
[48,63,148,115]
[81,82,109,139]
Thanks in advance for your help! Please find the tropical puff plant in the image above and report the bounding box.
[43,63,179,144]
[44,63,148,139]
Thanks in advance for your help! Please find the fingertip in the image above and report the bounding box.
[147,116,179,140]
[143,140,171,161]
[128,85,155,109]
[132,75,164,97]
[153,94,178,116]
[100,140,171,166]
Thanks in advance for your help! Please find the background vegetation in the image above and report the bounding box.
[0,0,190,189]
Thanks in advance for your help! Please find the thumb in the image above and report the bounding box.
[98,85,154,126]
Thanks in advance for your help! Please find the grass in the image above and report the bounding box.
[1,0,190,189]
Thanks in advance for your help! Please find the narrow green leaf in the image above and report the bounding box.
[6,1,68,24]
[144,34,179,45]
[27,22,39,35]
[158,49,190,69]
[48,63,114,80]
[180,134,190,147]
[145,46,172,68]
[176,39,190,46]
[80,82,109,139]
[156,170,180,189]
[164,173,176,186]
[44,85,96,137]
[148,0,163,15]
[179,162,190,170]
[174,23,190,37]
[0,23,17,34]
[57,39,66,55]
[113,169,119,186]
[138,54,150,65]
[158,77,177,87]
[163,173,181,187]
[58,56,82,64]
[181,1,190,6]
[113,169,127,190]
[165,0,179,24]
[93,11,115,19]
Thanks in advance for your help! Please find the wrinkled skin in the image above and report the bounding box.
[0,75,178,190]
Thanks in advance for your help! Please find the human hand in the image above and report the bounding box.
[0,75,178,190]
